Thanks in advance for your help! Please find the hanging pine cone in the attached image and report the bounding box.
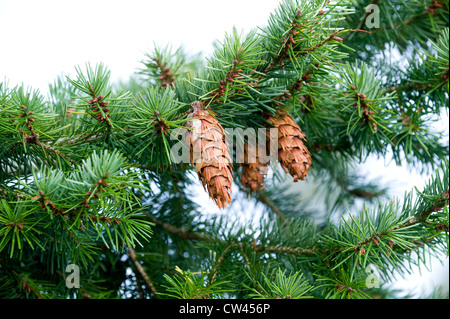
[184,101,233,209]
[240,140,268,193]
[267,109,311,182]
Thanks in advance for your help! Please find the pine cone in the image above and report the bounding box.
[267,109,311,182]
[184,101,233,209]
[240,140,268,193]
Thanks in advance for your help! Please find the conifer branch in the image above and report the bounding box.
[145,215,217,242]
[128,246,158,296]
[0,258,43,299]
[209,243,241,285]
[146,215,319,257]
[254,245,316,256]
[255,190,289,224]
[299,31,343,56]
[396,189,449,231]
[384,82,435,93]
[24,134,76,165]
[384,0,445,30]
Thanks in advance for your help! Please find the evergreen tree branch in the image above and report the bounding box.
[145,214,319,258]
[342,0,449,53]
[0,257,43,299]
[128,245,158,296]
[254,245,316,256]
[145,215,217,243]
[209,243,241,285]
[255,190,289,224]
[384,0,446,31]
[351,187,449,254]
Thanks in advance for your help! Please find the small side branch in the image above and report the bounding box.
[145,215,217,242]
[256,190,289,225]
[128,246,158,296]
[0,257,43,299]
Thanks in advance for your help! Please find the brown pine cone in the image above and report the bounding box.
[267,109,311,182]
[240,140,268,193]
[184,101,233,209]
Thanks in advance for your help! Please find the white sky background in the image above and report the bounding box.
[0,0,279,94]
[0,0,448,298]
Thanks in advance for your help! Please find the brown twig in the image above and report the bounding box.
[255,190,289,225]
[145,215,217,242]
[147,215,319,258]
[209,243,241,285]
[128,245,158,296]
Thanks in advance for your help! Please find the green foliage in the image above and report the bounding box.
[1,149,153,269]
[125,86,187,168]
[0,200,42,257]
[247,268,314,299]
[342,0,449,58]
[138,45,203,89]
[160,266,230,299]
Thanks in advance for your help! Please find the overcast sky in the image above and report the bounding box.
[1,0,448,298]
[0,0,279,95]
